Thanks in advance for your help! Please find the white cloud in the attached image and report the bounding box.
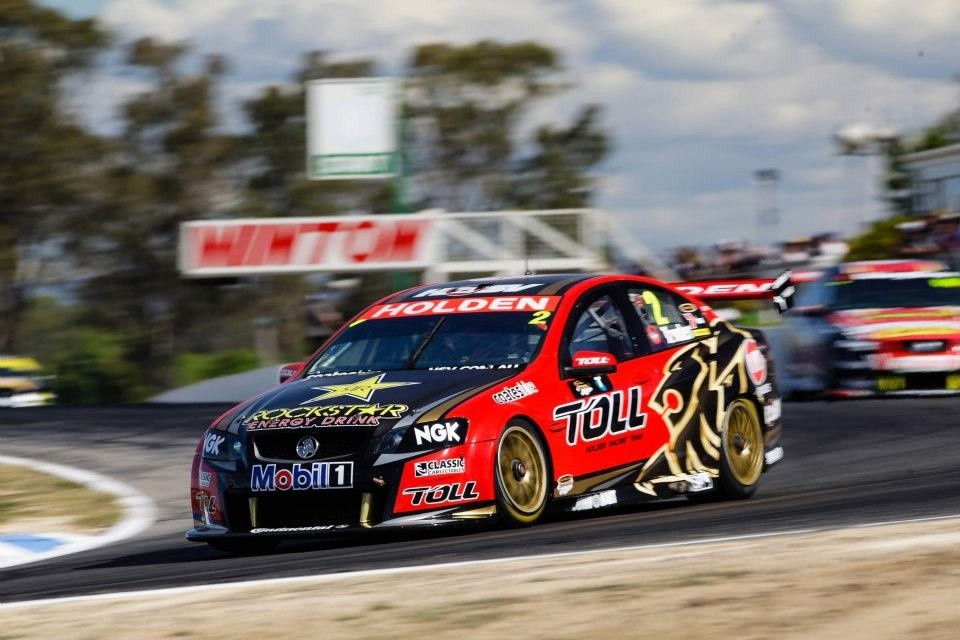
[77,0,960,251]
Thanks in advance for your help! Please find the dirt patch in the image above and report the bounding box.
[0,464,122,534]
[3,517,960,639]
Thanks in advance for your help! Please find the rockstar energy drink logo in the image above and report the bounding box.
[244,404,408,429]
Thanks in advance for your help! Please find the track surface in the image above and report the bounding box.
[1,399,959,604]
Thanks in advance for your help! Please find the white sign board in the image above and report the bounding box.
[306,78,398,180]
[179,215,435,276]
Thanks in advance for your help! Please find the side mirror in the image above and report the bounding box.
[278,362,305,384]
[564,350,617,378]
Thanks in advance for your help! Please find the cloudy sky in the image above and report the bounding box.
[42,0,960,253]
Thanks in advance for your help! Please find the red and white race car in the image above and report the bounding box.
[187,272,790,552]
[780,259,960,397]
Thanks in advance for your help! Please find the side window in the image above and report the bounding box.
[566,294,633,362]
[626,286,708,351]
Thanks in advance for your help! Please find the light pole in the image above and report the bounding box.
[754,168,780,247]
[833,123,900,228]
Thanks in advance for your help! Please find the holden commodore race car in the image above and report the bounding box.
[187,272,791,551]
[779,259,960,397]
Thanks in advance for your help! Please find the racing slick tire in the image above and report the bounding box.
[206,538,280,555]
[716,397,764,500]
[494,422,549,527]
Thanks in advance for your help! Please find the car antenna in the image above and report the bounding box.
[524,256,535,276]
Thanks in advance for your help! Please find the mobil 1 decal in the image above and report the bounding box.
[554,386,647,446]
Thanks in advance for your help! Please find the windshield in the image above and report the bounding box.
[307,312,548,374]
[829,277,960,310]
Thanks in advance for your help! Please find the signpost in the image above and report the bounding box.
[305,78,399,180]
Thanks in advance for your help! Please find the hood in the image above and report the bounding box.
[231,368,518,432]
[829,307,960,341]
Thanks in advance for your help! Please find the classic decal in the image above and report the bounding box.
[554,386,647,446]
[414,457,466,477]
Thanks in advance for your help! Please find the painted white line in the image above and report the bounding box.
[0,455,156,570]
[4,512,959,611]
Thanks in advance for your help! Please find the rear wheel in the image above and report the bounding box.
[494,423,549,526]
[716,398,764,499]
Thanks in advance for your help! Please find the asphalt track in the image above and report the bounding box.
[1,398,959,604]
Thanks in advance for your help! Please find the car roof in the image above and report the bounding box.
[385,273,597,303]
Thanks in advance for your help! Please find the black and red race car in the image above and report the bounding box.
[187,272,790,551]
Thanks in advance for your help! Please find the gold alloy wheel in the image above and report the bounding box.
[723,399,764,487]
[496,425,547,519]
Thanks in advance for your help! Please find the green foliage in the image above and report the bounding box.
[845,215,914,261]
[1,6,613,401]
[174,350,260,387]
[51,328,149,404]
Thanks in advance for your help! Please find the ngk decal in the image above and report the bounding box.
[363,295,559,319]
[250,462,353,491]
[413,420,465,447]
[203,432,224,455]
[554,386,647,446]
[414,457,466,477]
[402,481,479,506]
[181,217,433,275]
[414,283,542,297]
[744,340,767,385]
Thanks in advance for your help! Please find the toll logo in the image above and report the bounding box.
[553,386,647,446]
[250,462,353,491]
[402,481,479,506]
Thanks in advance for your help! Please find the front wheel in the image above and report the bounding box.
[494,422,549,526]
[716,398,765,499]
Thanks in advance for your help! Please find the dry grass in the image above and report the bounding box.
[0,464,122,533]
[3,518,960,639]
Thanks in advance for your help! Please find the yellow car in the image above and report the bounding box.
[0,356,56,408]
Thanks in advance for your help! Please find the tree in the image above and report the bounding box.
[75,38,247,392]
[406,40,609,211]
[0,0,107,351]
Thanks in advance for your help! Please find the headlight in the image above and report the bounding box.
[201,429,242,461]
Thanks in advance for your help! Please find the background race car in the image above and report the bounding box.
[187,273,789,552]
[0,356,56,408]
[778,260,960,397]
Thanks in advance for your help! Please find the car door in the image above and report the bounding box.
[620,282,728,484]
[551,288,662,479]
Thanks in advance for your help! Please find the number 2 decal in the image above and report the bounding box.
[641,291,669,326]
[529,310,552,326]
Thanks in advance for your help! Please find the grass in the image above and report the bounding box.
[0,464,122,532]
[667,569,753,588]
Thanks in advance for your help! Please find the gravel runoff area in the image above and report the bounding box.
[2,516,959,640]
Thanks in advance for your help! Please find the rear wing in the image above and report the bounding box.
[672,271,795,313]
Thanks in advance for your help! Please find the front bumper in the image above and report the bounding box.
[830,369,960,397]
